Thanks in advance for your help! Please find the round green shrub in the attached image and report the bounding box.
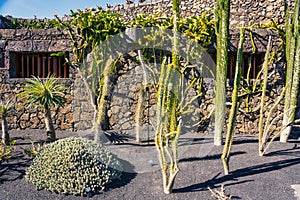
[25,137,123,196]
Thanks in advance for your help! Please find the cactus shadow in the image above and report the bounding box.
[173,157,300,194]
[179,151,246,163]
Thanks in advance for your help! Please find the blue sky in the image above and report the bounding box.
[0,0,124,18]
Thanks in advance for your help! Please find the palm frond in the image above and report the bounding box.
[17,74,67,110]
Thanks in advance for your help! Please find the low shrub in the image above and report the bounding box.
[25,137,123,196]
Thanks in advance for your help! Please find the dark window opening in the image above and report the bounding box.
[227,53,264,79]
[209,52,265,80]
[12,52,69,78]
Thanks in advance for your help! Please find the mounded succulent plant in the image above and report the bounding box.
[25,137,123,196]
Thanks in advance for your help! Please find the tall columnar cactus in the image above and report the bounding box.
[155,58,181,194]
[258,36,272,156]
[154,0,181,194]
[221,28,245,175]
[214,0,230,146]
[134,50,149,142]
[281,0,300,142]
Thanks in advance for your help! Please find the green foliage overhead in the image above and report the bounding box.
[14,9,214,49]
[68,9,125,45]
[131,11,215,48]
[25,137,123,196]
[17,74,66,110]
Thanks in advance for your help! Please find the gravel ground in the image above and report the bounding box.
[0,129,299,200]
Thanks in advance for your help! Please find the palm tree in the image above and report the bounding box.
[18,74,66,142]
[0,99,14,145]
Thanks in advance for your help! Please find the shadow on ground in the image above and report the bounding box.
[174,157,300,193]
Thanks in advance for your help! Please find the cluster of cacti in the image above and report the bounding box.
[23,140,45,158]
[25,137,123,196]
[155,57,181,194]
[153,0,182,194]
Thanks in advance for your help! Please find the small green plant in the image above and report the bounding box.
[23,140,44,157]
[25,137,123,196]
[17,74,66,142]
[0,139,16,163]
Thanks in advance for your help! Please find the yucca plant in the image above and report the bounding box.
[0,99,14,145]
[17,74,66,142]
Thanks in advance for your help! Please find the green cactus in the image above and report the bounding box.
[258,36,273,156]
[281,0,300,142]
[221,28,245,175]
[214,0,230,146]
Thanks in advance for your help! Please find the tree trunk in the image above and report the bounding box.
[45,109,55,142]
[1,115,9,145]
[135,88,145,142]
[135,50,149,143]
[95,59,114,142]
[214,0,230,146]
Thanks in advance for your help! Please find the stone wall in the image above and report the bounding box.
[109,0,287,27]
[0,28,74,131]
[0,70,74,130]
[71,49,286,137]
[0,28,73,73]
